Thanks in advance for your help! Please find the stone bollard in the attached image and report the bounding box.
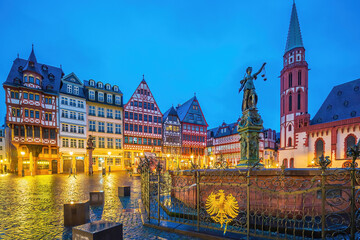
[89,191,104,206]
[64,200,90,227]
[118,186,130,197]
[72,220,123,240]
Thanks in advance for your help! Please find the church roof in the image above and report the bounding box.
[285,2,304,53]
[311,78,360,125]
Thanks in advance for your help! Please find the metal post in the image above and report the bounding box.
[321,168,326,239]
[147,170,150,222]
[157,171,160,226]
[196,170,200,231]
[246,169,250,240]
[350,166,356,240]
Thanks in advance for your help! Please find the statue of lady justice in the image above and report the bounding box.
[239,63,266,112]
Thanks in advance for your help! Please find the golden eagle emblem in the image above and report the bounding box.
[205,190,239,234]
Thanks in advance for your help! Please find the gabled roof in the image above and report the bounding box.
[4,48,64,94]
[311,79,360,125]
[163,106,179,122]
[285,2,304,53]
[59,72,86,98]
[176,96,208,126]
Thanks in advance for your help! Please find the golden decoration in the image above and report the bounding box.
[205,189,239,234]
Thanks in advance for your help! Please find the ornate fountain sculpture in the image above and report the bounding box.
[237,63,266,167]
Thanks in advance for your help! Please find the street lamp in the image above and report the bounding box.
[21,151,25,156]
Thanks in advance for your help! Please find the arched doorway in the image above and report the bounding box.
[289,158,294,168]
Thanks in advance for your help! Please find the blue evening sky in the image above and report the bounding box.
[0,0,359,131]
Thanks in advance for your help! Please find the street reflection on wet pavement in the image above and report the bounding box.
[0,172,197,239]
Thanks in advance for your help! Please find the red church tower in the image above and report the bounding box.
[280,2,310,154]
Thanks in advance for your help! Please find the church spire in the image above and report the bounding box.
[28,44,37,64]
[23,44,42,76]
[285,2,303,53]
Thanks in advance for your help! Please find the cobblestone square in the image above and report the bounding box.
[0,172,198,240]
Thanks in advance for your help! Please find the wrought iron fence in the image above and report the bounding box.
[140,159,360,239]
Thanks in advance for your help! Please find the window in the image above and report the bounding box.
[149,126,152,133]
[130,112,133,119]
[62,138,69,147]
[315,139,324,162]
[154,127,157,134]
[89,120,96,131]
[77,101,84,108]
[125,123,128,131]
[24,76,27,82]
[297,91,301,110]
[99,137,105,148]
[89,90,95,100]
[289,73,292,88]
[36,78,40,85]
[70,99,76,107]
[158,128,161,134]
[61,97,68,105]
[43,128,49,139]
[29,93,34,100]
[98,92,104,102]
[70,111,76,119]
[138,138,142,144]
[35,111,39,119]
[107,109,113,118]
[130,124,133,131]
[30,110,34,118]
[115,110,121,119]
[89,106,96,116]
[34,127,40,138]
[70,139,77,148]
[139,125,142,132]
[98,82,103,88]
[139,114,142,121]
[98,107,105,117]
[51,149,57,154]
[115,96,121,105]
[125,111,128,119]
[289,93,292,112]
[115,124,122,134]
[35,95,40,101]
[23,92,28,99]
[29,76,34,83]
[139,102,142,108]
[149,115,152,122]
[107,138,113,148]
[67,84,72,93]
[144,115,148,122]
[345,135,356,158]
[114,86,118,91]
[115,158,121,165]
[89,80,95,86]
[288,125,292,131]
[107,158,113,166]
[98,122,105,132]
[78,113,85,121]
[288,137,292,147]
[298,71,302,85]
[107,94,112,104]
[134,125,138,132]
[74,86,79,95]
[107,123,113,133]
[144,126,148,133]
[78,126,84,134]
[70,125,77,133]
[78,140,84,148]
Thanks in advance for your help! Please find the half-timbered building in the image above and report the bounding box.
[176,96,208,168]
[3,46,63,175]
[162,106,181,170]
[85,79,124,172]
[59,73,87,173]
[123,77,163,169]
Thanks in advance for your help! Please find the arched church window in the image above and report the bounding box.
[288,125,292,131]
[289,73,292,87]
[289,93,292,112]
[290,158,294,168]
[297,91,301,110]
[288,137,292,147]
[345,135,356,158]
[315,139,324,162]
[298,71,302,85]
[283,159,288,168]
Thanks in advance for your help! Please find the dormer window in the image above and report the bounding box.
[113,86,118,92]
[97,82,103,88]
[98,92,104,102]
[29,76,34,83]
[48,73,55,80]
[115,95,121,105]
[74,86,79,95]
[67,84,72,93]
[36,78,41,85]
[106,84,111,90]
[18,66,23,72]
[107,94,112,103]
[42,65,48,71]
[89,80,95,86]
[24,76,28,82]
